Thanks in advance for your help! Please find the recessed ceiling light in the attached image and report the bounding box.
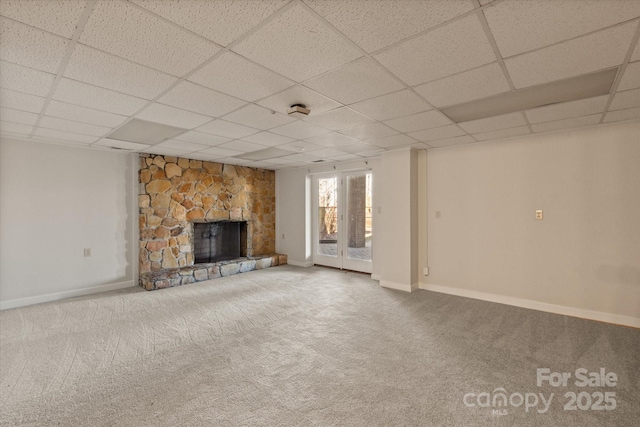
[234,147,292,161]
[106,118,187,145]
[441,67,618,123]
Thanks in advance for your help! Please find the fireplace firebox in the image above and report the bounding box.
[193,221,247,263]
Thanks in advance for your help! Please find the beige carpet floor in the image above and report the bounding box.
[1,265,638,426]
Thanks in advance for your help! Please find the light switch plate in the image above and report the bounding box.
[535,210,543,220]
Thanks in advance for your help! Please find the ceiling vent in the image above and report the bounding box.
[287,104,310,117]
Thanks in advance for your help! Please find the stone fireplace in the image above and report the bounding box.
[137,154,285,290]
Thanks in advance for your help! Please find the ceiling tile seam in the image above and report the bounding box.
[362,0,506,57]
[599,20,640,123]
[294,1,486,145]
[495,17,640,61]
[71,42,185,79]
[28,0,97,139]
[296,0,444,127]
[0,15,75,41]
[123,0,225,49]
[92,0,301,148]
[473,6,528,137]
[33,121,109,138]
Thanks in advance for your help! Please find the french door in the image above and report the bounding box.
[313,171,373,273]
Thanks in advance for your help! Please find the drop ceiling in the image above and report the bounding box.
[1,0,639,170]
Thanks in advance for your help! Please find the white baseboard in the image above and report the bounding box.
[419,283,640,329]
[0,280,135,310]
[380,280,418,293]
[371,273,381,281]
[287,260,313,268]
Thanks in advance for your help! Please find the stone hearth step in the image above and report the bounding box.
[139,254,287,291]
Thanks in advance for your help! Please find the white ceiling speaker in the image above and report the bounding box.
[287,104,310,117]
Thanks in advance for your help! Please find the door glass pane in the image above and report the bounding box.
[346,173,372,261]
[317,177,338,256]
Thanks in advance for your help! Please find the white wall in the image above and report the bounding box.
[377,148,418,291]
[422,122,640,325]
[0,138,138,309]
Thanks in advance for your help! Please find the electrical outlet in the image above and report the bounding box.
[423,267,429,276]
[83,248,91,257]
[535,210,543,220]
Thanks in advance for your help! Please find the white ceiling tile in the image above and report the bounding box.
[143,146,190,156]
[197,119,260,139]
[458,112,526,133]
[383,110,452,133]
[304,107,374,131]
[136,103,213,129]
[222,104,294,130]
[269,120,331,139]
[408,125,467,142]
[263,156,302,165]
[350,90,431,121]
[609,88,640,111]
[531,114,602,133]
[0,60,55,97]
[189,52,295,102]
[242,131,294,146]
[368,134,418,148]
[174,131,231,147]
[414,62,511,108]
[0,107,39,125]
[603,106,640,123]
[158,81,246,118]
[96,138,150,151]
[310,147,348,158]
[0,18,68,73]
[304,58,403,104]
[618,61,640,91]
[340,122,398,140]
[472,126,531,142]
[276,140,324,153]
[64,44,178,100]
[505,23,636,89]
[485,0,640,58]
[257,85,341,116]
[232,4,363,82]
[181,151,225,161]
[304,132,359,147]
[0,88,45,113]
[199,146,244,158]
[45,101,127,128]
[358,148,386,157]
[0,121,33,135]
[53,78,148,116]
[279,153,321,162]
[80,0,219,76]
[305,0,474,53]
[0,0,85,39]
[39,116,111,137]
[155,139,210,152]
[374,14,495,86]
[337,141,380,154]
[428,135,475,148]
[525,95,609,124]
[33,127,98,144]
[217,140,268,153]
[130,0,288,46]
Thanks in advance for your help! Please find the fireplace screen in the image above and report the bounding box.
[193,221,247,263]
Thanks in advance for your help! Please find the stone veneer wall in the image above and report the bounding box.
[138,154,275,274]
